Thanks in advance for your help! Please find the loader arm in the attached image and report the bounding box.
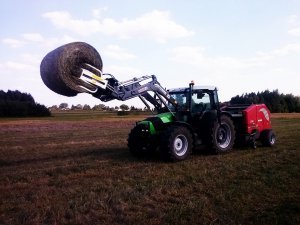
[80,64,177,112]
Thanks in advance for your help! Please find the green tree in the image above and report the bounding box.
[230,89,300,113]
[0,90,50,117]
[83,104,91,110]
[59,103,68,109]
[120,104,129,111]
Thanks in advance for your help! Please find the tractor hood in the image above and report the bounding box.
[137,112,175,134]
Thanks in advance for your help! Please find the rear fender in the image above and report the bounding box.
[221,111,232,119]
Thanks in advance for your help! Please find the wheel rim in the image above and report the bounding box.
[173,134,188,157]
[217,123,232,149]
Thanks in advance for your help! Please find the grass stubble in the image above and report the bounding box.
[0,112,299,225]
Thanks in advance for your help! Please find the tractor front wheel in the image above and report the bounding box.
[160,126,193,161]
[127,126,156,157]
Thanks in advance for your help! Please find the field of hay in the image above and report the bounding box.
[0,112,299,225]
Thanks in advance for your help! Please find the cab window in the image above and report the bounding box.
[169,92,188,111]
[192,92,211,113]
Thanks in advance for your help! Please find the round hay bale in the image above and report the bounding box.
[40,42,103,96]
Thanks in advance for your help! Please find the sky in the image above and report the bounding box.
[1,0,300,108]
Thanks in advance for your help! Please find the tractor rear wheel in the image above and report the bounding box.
[210,115,235,154]
[160,126,193,161]
[40,42,103,96]
[261,129,276,147]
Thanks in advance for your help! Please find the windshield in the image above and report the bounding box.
[168,90,211,112]
[168,92,188,111]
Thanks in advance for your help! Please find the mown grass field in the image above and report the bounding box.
[0,112,299,225]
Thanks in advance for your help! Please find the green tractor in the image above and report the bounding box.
[128,82,235,161]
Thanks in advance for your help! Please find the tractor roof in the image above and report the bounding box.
[168,85,217,93]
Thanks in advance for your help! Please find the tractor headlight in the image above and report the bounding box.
[141,123,149,132]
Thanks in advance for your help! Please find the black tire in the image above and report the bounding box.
[210,115,235,154]
[261,129,276,147]
[127,126,156,157]
[40,42,103,96]
[160,126,193,161]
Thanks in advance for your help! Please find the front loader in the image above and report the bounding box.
[41,42,276,162]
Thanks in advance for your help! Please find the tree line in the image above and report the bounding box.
[230,90,300,113]
[0,90,50,117]
[49,103,146,112]
[1,89,299,117]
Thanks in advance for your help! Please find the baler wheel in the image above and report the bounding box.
[261,129,276,147]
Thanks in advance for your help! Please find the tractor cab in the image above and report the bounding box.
[168,84,220,122]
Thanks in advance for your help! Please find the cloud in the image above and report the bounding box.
[42,10,194,42]
[288,27,300,36]
[271,42,300,55]
[42,11,100,36]
[247,43,300,66]
[170,42,300,70]
[22,33,44,42]
[2,38,25,48]
[103,45,136,60]
[170,46,248,70]
[0,61,37,71]
[287,14,300,37]
[92,7,108,19]
[2,33,76,50]
[288,15,299,24]
[40,35,77,49]
[20,53,43,65]
[0,52,41,73]
[104,65,141,77]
